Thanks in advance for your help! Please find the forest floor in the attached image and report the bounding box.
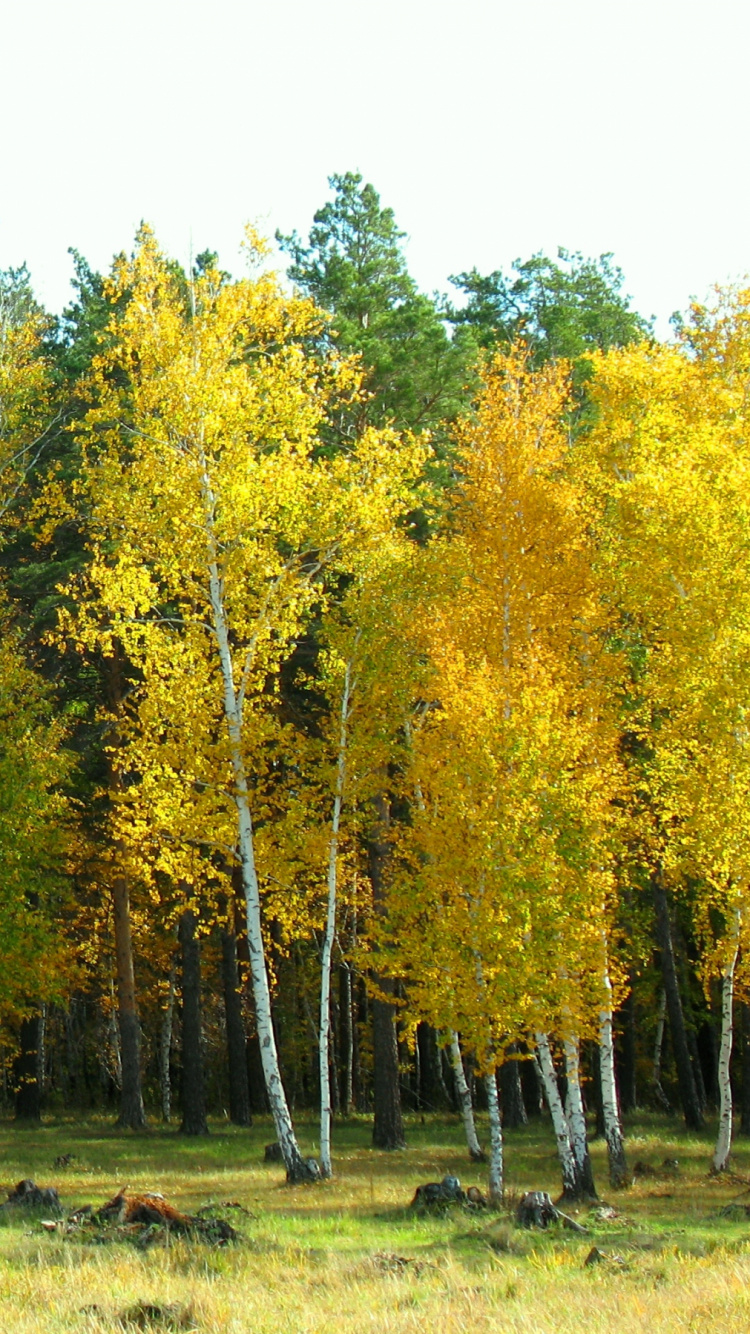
[0,1111,748,1331]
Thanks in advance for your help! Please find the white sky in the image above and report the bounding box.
[2,0,749,337]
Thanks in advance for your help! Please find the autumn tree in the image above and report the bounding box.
[580,307,750,1148]
[58,225,427,1173]
[381,346,624,1199]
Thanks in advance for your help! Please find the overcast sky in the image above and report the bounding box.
[2,0,748,337]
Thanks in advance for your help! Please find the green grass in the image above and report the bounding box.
[0,1110,748,1331]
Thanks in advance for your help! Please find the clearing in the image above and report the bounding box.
[0,1112,748,1332]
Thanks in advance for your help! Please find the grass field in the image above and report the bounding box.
[0,1110,749,1331]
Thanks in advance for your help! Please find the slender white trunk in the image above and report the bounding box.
[319,659,353,1179]
[450,1032,484,1161]
[535,1032,578,1197]
[160,959,176,1122]
[599,958,629,1187]
[206,542,306,1178]
[653,988,667,1081]
[564,1035,595,1197]
[484,1068,503,1205]
[713,907,741,1174]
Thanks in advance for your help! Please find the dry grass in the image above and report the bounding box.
[0,1111,748,1331]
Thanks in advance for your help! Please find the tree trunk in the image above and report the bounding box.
[651,987,672,1111]
[14,1012,43,1121]
[521,1051,544,1115]
[231,874,268,1116]
[160,957,176,1123]
[221,920,252,1127]
[450,1032,485,1161]
[112,876,147,1130]
[179,907,209,1136]
[564,1036,597,1199]
[687,1026,708,1111]
[535,1033,579,1198]
[741,1002,750,1136]
[652,877,704,1130]
[340,960,354,1116]
[499,1047,527,1128]
[485,1069,503,1205]
[205,526,312,1180]
[619,984,637,1113]
[368,793,405,1150]
[712,908,741,1173]
[600,972,629,1188]
[319,658,353,1178]
[589,1040,606,1139]
[372,986,405,1148]
[416,1024,450,1112]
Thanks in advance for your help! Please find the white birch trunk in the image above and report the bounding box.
[563,1038,585,1166]
[203,512,307,1179]
[450,1032,484,1162]
[160,959,176,1122]
[484,1069,503,1205]
[319,659,353,1179]
[599,958,629,1187]
[712,907,741,1174]
[564,1035,596,1198]
[535,1032,579,1197]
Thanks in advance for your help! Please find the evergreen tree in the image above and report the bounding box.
[278,172,476,443]
[450,248,650,386]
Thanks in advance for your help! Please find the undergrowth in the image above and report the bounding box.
[0,1111,747,1331]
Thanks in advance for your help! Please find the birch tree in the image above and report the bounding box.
[58,226,426,1178]
[582,304,750,1150]
[380,347,623,1199]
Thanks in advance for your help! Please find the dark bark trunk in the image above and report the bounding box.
[112,877,147,1130]
[499,1049,527,1128]
[220,920,252,1127]
[741,1003,750,1136]
[416,1023,449,1111]
[687,1024,708,1111]
[674,917,709,1110]
[411,1027,421,1111]
[179,907,209,1135]
[104,653,147,1131]
[339,961,354,1116]
[652,877,704,1130]
[14,1012,43,1121]
[589,1041,606,1139]
[372,985,405,1148]
[698,1019,720,1109]
[354,975,366,1111]
[618,985,637,1114]
[442,1047,458,1112]
[520,1049,544,1115]
[368,793,405,1150]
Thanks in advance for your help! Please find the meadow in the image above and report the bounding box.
[0,1112,747,1332]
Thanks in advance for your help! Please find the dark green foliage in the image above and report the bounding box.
[0,263,42,329]
[51,251,111,386]
[450,248,651,381]
[278,172,477,441]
